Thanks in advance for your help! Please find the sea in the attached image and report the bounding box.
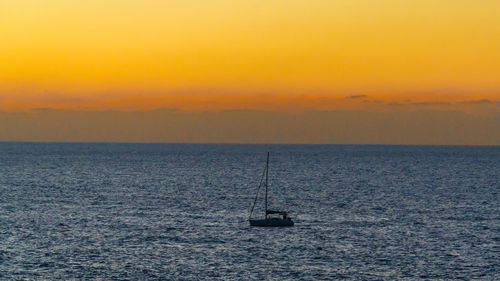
[0,143,498,280]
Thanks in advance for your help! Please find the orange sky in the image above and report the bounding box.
[1,0,499,112]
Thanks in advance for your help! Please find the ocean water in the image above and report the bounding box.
[0,143,498,280]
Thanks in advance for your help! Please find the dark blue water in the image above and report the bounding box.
[0,143,498,280]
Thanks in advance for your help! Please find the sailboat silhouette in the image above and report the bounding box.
[249,152,294,227]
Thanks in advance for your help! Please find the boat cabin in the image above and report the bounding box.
[266,210,292,220]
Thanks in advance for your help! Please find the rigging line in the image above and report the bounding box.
[282,181,288,213]
[249,158,267,220]
[283,161,291,213]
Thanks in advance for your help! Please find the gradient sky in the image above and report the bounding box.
[1,0,499,109]
[1,1,499,144]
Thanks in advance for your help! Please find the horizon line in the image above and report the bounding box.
[1,140,498,147]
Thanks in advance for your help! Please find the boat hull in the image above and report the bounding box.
[249,218,294,227]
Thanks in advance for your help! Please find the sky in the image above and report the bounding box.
[1,0,499,144]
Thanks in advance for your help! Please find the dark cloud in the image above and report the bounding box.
[386,102,450,106]
[459,99,493,104]
[361,99,384,103]
[347,94,368,99]
[407,102,450,106]
[32,107,56,111]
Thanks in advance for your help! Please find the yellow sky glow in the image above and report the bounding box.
[1,0,499,111]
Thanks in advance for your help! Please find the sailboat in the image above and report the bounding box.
[249,152,294,227]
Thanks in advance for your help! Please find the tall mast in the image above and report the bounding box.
[265,151,269,217]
